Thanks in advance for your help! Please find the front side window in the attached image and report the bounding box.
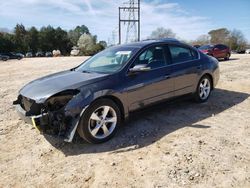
[75,46,138,74]
[169,45,196,64]
[132,46,167,69]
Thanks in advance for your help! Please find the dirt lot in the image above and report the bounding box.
[0,55,250,188]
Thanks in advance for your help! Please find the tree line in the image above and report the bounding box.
[149,27,249,51]
[0,24,107,55]
[1,25,249,56]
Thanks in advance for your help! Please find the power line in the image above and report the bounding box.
[119,0,140,44]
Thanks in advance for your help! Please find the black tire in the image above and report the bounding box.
[194,75,212,103]
[224,53,230,60]
[77,99,121,144]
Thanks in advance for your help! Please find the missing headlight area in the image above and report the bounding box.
[46,90,80,111]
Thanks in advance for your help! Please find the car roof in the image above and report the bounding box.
[118,38,182,49]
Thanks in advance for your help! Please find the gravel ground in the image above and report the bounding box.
[0,55,250,188]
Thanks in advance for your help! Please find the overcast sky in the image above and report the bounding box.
[0,0,249,43]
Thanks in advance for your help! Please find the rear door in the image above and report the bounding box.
[219,45,228,57]
[212,45,222,58]
[213,44,227,58]
[124,45,174,111]
[167,44,201,96]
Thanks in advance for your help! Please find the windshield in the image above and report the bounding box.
[75,46,138,74]
[199,45,213,50]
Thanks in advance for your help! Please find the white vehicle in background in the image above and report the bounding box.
[70,49,80,56]
[70,46,80,56]
[246,49,250,54]
[52,50,61,57]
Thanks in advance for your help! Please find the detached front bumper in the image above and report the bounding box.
[14,102,83,142]
[15,104,49,132]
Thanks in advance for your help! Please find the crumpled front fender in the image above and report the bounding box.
[62,87,127,142]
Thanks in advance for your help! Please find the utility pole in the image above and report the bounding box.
[119,0,140,44]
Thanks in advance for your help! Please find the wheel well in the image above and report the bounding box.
[202,73,214,89]
[94,96,125,120]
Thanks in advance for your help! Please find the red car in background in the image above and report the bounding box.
[199,44,231,60]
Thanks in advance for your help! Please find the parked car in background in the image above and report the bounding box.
[13,38,220,143]
[26,52,34,58]
[0,52,23,60]
[70,49,80,56]
[45,52,53,57]
[52,50,61,57]
[245,49,250,54]
[199,44,231,60]
[0,54,9,61]
[236,49,246,54]
[15,53,25,58]
[193,45,201,49]
[36,52,45,57]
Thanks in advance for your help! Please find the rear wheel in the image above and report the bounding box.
[77,99,121,144]
[224,53,230,60]
[194,76,212,103]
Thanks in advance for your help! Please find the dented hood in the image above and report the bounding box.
[19,70,108,102]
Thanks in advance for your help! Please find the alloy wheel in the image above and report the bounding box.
[199,78,211,100]
[88,106,117,139]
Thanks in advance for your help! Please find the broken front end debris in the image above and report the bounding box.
[13,89,88,142]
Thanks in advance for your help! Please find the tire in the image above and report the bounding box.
[77,99,121,144]
[224,53,230,60]
[194,75,212,103]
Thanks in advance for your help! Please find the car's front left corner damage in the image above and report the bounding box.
[14,88,92,142]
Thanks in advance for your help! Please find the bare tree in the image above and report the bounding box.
[208,28,230,44]
[228,29,247,51]
[191,35,210,46]
[149,27,176,39]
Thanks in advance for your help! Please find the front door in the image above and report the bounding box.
[124,45,174,111]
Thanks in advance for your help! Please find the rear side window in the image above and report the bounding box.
[216,45,227,50]
[169,45,198,64]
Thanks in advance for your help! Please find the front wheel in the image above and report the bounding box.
[77,99,121,144]
[194,76,212,103]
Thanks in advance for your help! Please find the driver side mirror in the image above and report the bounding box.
[129,64,151,73]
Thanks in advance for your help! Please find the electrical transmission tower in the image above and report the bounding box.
[119,0,140,44]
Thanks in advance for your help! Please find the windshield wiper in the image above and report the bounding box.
[82,70,91,73]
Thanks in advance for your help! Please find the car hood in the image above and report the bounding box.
[19,70,109,102]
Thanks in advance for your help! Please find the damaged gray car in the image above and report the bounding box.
[13,39,220,143]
